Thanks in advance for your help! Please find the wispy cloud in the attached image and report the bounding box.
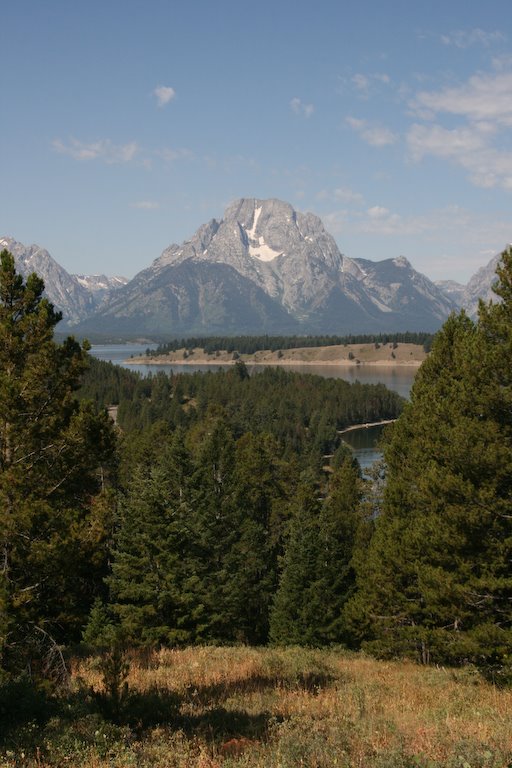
[440,28,506,49]
[367,206,391,219]
[157,147,195,162]
[350,72,391,99]
[317,187,365,205]
[407,123,488,162]
[53,138,197,170]
[53,138,139,164]
[412,71,512,126]
[290,97,314,118]
[323,203,512,277]
[154,85,176,106]
[334,186,365,204]
[130,200,160,210]
[346,116,398,146]
[407,65,512,188]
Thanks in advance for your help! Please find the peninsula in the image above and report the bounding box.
[129,342,427,368]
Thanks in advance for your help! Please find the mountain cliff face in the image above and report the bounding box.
[435,252,506,319]
[76,198,456,336]
[461,254,501,318]
[0,237,127,325]
[0,236,96,324]
[10,201,502,338]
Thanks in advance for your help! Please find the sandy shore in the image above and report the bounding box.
[127,342,427,368]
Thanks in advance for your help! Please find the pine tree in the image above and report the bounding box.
[222,432,291,644]
[0,251,116,671]
[108,431,196,645]
[348,251,512,668]
[269,482,323,645]
[314,456,364,644]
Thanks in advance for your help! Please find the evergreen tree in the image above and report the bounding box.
[348,250,512,668]
[0,251,116,671]
[269,483,322,645]
[186,419,239,642]
[222,432,291,644]
[314,456,364,644]
[270,459,365,647]
[108,430,196,645]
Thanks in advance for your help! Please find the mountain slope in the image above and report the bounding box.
[0,237,128,325]
[76,198,456,336]
[76,261,301,336]
[462,253,501,318]
[0,236,95,324]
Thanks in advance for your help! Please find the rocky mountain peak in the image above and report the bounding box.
[72,198,460,336]
[0,236,127,326]
[462,253,501,317]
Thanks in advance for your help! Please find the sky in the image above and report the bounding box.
[2,0,512,283]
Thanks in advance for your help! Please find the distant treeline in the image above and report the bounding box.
[153,332,434,356]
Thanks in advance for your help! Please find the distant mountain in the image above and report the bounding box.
[75,274,129,303]
[6,209,504,338]
[435,252,506,319]
[74,198,457,336]
[461,254,501,318]
[434,279,466,308]
[0,236,95,324]
[0,237,127,325]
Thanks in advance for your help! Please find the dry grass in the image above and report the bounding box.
[133,343,427,368]
[2,646,511,767]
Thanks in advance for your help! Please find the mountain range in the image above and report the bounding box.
[0,199,505,337]
[0,236,128,325]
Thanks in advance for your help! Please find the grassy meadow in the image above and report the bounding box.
[1,646,511,767]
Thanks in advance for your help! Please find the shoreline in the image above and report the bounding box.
[127,356,423,368]
[125,342,427,369]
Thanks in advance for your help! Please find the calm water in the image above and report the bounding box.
[89,344,417,469]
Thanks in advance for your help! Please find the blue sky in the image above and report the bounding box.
[2,0,512,282]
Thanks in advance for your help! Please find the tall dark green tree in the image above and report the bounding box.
[314,456,365,644]
[107,431,196,645]
[270,457,365,647]
[269,482,323,645]
[222,432,292,644]
[347,248,512,668]
[0,251,115,671]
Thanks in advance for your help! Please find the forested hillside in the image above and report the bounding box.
[1,244,512,699]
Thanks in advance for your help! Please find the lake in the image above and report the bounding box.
[89,343,417,470]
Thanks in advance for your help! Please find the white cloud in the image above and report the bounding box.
[53,138,139,164]
[440,29,505,49]
[317,187,365,205]
[333,186,365,204]
[154,85,176,106]
[412,71,512,126]
[406,123,487,162]
[130,201,160,210]
[324,203,512,278]
[290,97,314,118]
[367,206,390,219]
[346,116,398,146]
[407,64,512,189]
[350,72,391,98]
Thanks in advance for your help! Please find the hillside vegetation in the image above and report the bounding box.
[2,246,512,766]
[2,646,511,767]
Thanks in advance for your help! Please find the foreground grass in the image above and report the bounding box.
[1,646,511,767]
